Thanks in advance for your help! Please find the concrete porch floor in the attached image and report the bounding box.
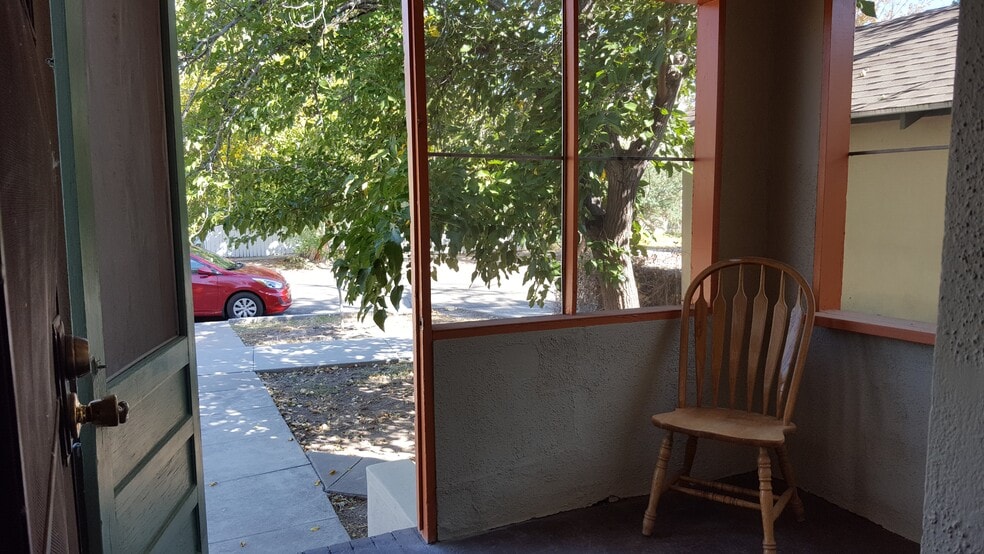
[311,478,918,553]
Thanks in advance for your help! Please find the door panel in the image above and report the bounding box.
[84,0,180,377]
[53,0,207,550]
[0,0,81,551]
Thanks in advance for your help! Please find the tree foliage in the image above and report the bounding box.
[177,0,696,323]
[179,0,410,325]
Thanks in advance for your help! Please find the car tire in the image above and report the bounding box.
[226,292,264,319]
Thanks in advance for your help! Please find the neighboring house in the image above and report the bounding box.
[843,6,958,322]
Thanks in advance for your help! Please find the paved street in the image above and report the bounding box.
[278,259,559,321]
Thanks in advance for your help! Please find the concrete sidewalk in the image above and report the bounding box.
[195,320,412,553]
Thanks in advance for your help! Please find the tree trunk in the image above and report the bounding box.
[586,157,647,310]
[581,48,687,311]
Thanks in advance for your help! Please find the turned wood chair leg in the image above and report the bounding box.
[758,448,777,554]
[775,444,806,522]
[642,433,674,536]
[682,435,698,477]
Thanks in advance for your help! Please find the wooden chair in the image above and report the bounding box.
[641,257,816,553]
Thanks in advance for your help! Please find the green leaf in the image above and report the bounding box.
[856,0,876,18]
[383,240,403,272]
[390,284,404,309]
[373,309,387,331]
[180,0,696,315]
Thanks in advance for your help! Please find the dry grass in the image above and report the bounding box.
[259,362,415,460]
[635,263,682,307]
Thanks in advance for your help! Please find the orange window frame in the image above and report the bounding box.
[401,0,725,542]
[814,0,935,346]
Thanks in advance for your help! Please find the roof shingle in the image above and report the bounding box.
[852,5,959,117]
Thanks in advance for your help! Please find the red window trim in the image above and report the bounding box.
[814,0,936,346]
[401,0,725,543]
[815,310,936,345]
[424,0,724,344]
[432,306,683,341]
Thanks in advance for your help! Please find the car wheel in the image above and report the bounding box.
[226,292,264,319]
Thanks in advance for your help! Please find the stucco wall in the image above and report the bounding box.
[433,322,750,540]
[922,2,984,550]
[718,0,822,274]
[718,0,774,260]
[792,329,933,541]
[765,0,824,275]
[842,117,949,323]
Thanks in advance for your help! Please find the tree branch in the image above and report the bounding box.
[180,0,271,74]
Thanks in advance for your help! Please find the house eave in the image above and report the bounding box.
[851,101,952,123]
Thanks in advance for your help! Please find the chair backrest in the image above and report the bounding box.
[678,257,816,424]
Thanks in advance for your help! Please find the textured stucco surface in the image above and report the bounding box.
[719,0,822,276]
[765,0,823,276]
[842,117,949,322]
[719,0,773,260]
[793,329,932,541]
[433,322,750,540]
[922,3,984,551]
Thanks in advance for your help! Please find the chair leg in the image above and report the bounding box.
[775,445,806,522]
[758,447,777,554]
[682,435,698,477]
[642,432,674,536]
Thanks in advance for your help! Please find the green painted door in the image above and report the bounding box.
[52,0,208,551]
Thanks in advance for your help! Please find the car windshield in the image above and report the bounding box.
[191,245,239,270]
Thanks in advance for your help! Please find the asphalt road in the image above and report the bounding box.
[278,260,559,320]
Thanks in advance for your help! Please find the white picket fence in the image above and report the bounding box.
[198,226,298,258]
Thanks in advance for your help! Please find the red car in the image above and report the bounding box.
[190,246,292,318]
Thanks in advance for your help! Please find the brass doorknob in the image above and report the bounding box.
[66,393,129,439]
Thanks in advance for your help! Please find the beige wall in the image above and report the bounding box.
[842,116,949,323]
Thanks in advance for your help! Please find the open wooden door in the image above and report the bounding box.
[0,1,83,551]
[51,0,208,551]
[2,0,205,550]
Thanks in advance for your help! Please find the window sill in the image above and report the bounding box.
[431,306,682,341]
[814,310,936,345]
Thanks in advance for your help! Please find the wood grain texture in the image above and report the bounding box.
[728,266,748,408]
[642,433,674,536]
[747,267,770,409]
[777,297,805,415]
[758,448,776,553]
[646,257,816,553]
[762,275,789,416]
[711,284,727,406]
[652,407,794,447]
[694,287,709,404]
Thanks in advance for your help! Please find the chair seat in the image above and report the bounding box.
[651,407,797,447]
